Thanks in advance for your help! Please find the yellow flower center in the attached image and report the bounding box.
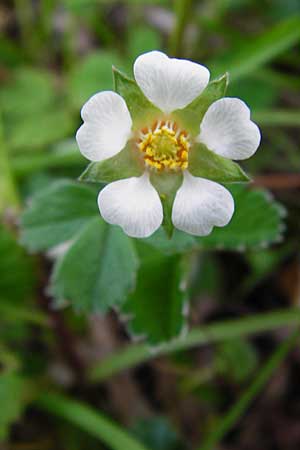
[137,121,190,171]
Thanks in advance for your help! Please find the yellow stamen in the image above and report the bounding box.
[137,121,190,171]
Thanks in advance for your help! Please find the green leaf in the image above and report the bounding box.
[21,180,139,313]
[113,67,160,128]
[0,373,29,440]
[173,73,228,135]
[145,185,285,253]
[79,144,144,183]
[0,68,55,119]
[197,185,285,250]
[0,224,35,303]
[211,15,300,81]
[0,68,73,153]
[128,26,161,63]
[122,253,189,344]
[50,218,139,313]
[144,229,197,254]
[89,309,300,382]
[68,51,124,110]
[188,143,249,183]
[131,417,180,450]
[150,171,183,237]
[227,76,278,110]
[21,180,98,251]
[7,107,75,152]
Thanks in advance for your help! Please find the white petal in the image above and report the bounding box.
[198,98,261,160]
[172,171,234,236]
[76,91,132,162]
[134,51,210,113]
[98,173,163,238]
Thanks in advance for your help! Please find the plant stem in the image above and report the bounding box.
[36,391,150,450]
[198,330,299,450]
[88,308,300,382]
[169,0,192,56]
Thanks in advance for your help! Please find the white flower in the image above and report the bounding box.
[76,50,261,238]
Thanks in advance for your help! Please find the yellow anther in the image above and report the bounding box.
[137,121,190,172]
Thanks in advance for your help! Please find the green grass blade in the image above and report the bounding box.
[0,302,49,326]
[198,330,299,450]
[36,392,151,450]
[253,110,300,127]
[212,16,300,81]
[89,308,300,382]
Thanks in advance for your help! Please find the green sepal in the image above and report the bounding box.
[188,143,250,183]
[150,171,183,238]
[113,66,160,129]
[79,145,144,184]
[173,73,229,135]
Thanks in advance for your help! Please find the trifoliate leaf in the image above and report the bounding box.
[173,73,229,135]
[122,253,189,344]
[79,145,144,183]
[113,67,160,128]
[50,218,139,312]
[21,180,98,251]
[145,185,285,252]
[150,171,183,237]
[188,143,249,183]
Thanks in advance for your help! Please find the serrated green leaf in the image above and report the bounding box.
[79,144,144,183]
[150,171,183,237]
[173,73,228,135]
[21,180,98,251]
[50,218,139,312]
[122,254,189,344]
[188,143,249,183]
[197,185,285,250]
[145,185,284,252]
[113,67,160,128]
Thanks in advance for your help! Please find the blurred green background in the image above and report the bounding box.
[1,1,300,449]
